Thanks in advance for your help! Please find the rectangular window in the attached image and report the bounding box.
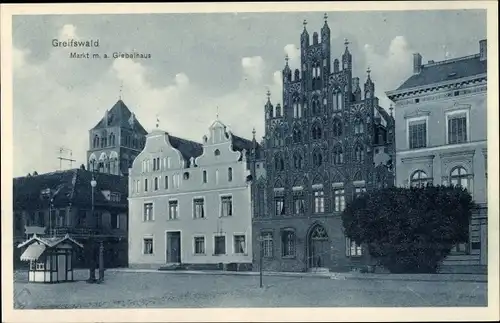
[164,176,169,189]
[346,238,362,257]
[135,180,140,193]
[408,120,427,149]
[334,189,345,212]
[220,196,233,217]
[77,210,87,227]
[234,235,246,254]
[154,177,159,191]
[194,237,205,255]
[314,190,325,213]
[193,198,205,219]
[274,193,285,216]
[144,178,148,192]
[143,203,153,221]
[214,236,226,255]
[143,238,153,254]
[110,193,121,202]
[448,113,467,144]
[57,209,66,227]
[293,193,305,215]
[281,230,296,257]
[168,200,178,220]
[202,171,207,183]
[111,213,119,229]
[228,168,233,182]
[36,262,45,270]
[261,232,273,258]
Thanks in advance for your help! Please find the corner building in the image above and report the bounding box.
[128,119,261,269]
[252,16,395,273]
[386,40,488,273]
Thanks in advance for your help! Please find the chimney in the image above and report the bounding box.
[413,53,422,74]
[479,39,487,61]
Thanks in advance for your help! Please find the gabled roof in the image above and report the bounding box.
[18,233,84,249]
[168,135,204,162]
[92,100,147,134]
[13,169,128,210]
[395,54,486,92]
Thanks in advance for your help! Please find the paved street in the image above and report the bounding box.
[13,270,486,308]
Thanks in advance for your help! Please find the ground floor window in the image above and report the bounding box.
[346,238,362,257]
[214,236,226,255]
[281,229,296,257]
[260,232,273,258]
[234,235,246,254]
[143,238,153,255]
[194,236,205,255]
[451,242,468,254]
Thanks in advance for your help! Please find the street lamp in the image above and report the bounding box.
[257,236,264,288]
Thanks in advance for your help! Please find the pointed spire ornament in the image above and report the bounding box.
[367,66,371,77]
[389,104,394,117]
[285,54,289,66]
[303,19,307,29]
[252,127,256,140]
[156,114,160,129]
[119,82,123,100]
[266,89,271,101]
[344,38,350,47]
[324,13,328,23]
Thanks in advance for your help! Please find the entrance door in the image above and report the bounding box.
[308,225,329,268]
[166,231,181,264]
[57,254,67,281]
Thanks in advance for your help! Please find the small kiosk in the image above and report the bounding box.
[18,233,83,283]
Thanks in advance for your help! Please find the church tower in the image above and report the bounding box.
[87,100,148,176]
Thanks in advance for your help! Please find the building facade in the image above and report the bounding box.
[13,168,129,269]
[252,16,395,273]
[128,120,260,270]
[386,39,488,273]
[87,99,148,176]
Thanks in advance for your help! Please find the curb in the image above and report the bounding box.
[106,268,488,283]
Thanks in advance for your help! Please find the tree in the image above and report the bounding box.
[341,185,474,273]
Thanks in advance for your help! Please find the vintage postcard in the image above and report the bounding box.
[1,1,499,322]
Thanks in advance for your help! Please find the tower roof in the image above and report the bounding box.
[92,100,147,134]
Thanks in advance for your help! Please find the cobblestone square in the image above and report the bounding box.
[13,270,487,308]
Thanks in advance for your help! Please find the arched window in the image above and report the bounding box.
[293,152,303,169]
[274,154,284,172]
[410,170,429,188]
[202,170,207,183]
[109,133,115,146]
[274,130,283,147]
[293,97,301,118]
[93,135,99,148]
[450,166,470,191]
[228,167,233,182]
[275,105,281,117]
[313,150,323,167]
[332,118,343,137]
[333,92,342,111]
[333,144,343,165]
[354,118,364,134]
[293,127,302,143]
[312,124,322,140]
[312,99,320,115]
[354,144,365,163]
[101,136,107,148]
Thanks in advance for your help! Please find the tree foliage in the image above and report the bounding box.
[341,185,475,273]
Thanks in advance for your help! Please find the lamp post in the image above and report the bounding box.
[88,174,97,283]
[98,241,104,282]
[257,236,263,288]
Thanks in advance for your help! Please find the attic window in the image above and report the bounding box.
[448,72,457,77]
[183,172,190,180]
[454,90,460,96]
[415,98,420,104]
[214,149,221,157]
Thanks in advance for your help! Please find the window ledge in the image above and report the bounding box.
[282,255,296,259]
[193,253,206,256]
[213,253,228,256]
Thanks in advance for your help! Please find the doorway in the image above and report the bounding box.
[308,225,329,269]
[166,231,181,264]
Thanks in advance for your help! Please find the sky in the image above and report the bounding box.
[12,9,486,177]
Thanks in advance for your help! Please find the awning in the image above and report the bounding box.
[20,244,46,261]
